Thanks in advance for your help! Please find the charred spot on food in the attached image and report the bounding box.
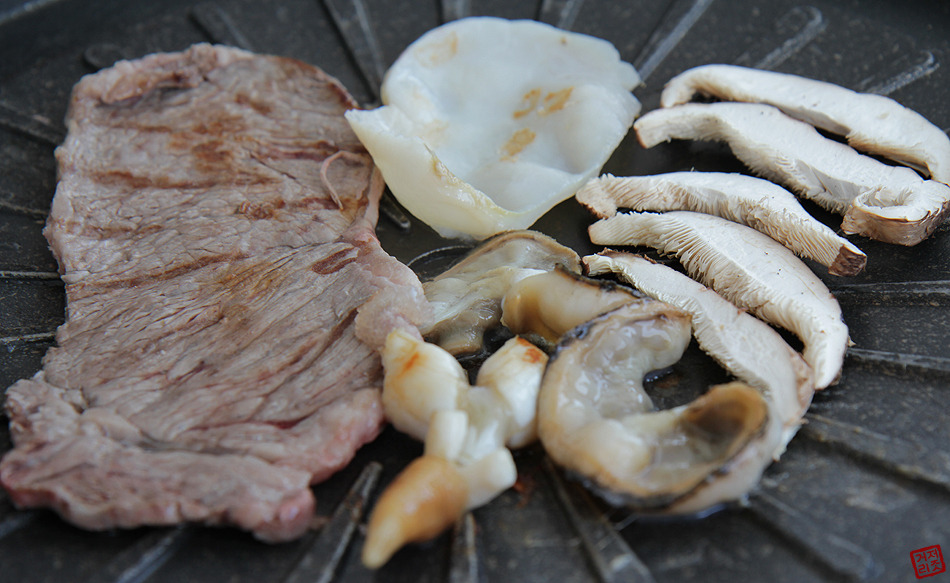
[501,128,537,160]
[91,168,275,190]
[310,247,359,275]
[238,199,279,219]
[234,92,275,115]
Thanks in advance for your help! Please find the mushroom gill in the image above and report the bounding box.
[660,64,950,185]
[584,251,814,452]
[633,102,950,246]
[588,210,848,389]
[576,171,866,276]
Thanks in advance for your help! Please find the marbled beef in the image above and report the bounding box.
[0,44,428,542]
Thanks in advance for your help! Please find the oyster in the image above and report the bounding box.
[537,302,775,513]
[661,64,950,184]
[584,251,814,451]
[501,266,644,349]
[420,230,580,355]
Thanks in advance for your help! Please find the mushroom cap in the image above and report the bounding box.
[633,102,950,246]
[660,63,950,185]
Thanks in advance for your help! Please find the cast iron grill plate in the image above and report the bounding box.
[1,1,949,582]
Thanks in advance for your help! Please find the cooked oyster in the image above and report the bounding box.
[501,266,644,349]
[345,17,640,239]
[537,302,775,513]
[634,102,950,245]
[660,64,950,184]
[589,211,848,389]
[584,251,814,451]
[420,230,580,354]
[576,172,866,276]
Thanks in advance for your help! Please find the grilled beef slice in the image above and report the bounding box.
[0,44,429,542]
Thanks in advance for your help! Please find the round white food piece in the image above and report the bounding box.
[346,17,641,239]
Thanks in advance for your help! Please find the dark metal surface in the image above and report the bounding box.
[1,1,949,582]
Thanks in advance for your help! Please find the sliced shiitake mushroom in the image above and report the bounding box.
[576,171,866,276]
[634,102,950,245]
[589,210,848,390]
[660,64,950,185]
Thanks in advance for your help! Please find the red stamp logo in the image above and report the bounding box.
[911,545,946,579]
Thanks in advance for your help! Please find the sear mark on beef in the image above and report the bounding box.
[0,44,430,542]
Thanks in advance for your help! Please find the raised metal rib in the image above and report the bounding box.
[321,0,386,101]
[861,50,939,96]
[82,43,130,71]
[0,197,48,219]
[829,280,950,306]
[544,458,657,583]
[282,462,382,583]
[748,492,877,581]
[0,102,65,146]
[448,513,478,583]
[734,5,826,70]
[85,526,194,583]
[633,0,715,83]
[440,0,470,23]
[0,270,61,281]
[190,2,255,50]
[0,331,57,346]
[801,413,950,491]
[380,193,411,230]
[0,511,37,540]
[846,347,950,378]
[537,0,586,30]
[406,244,473,279]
